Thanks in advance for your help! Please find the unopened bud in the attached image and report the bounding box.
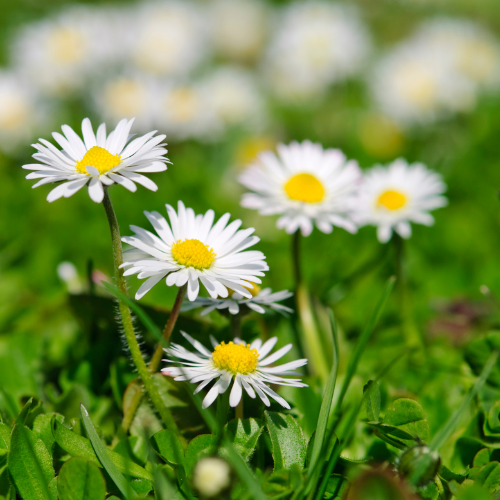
[193,457,231,497]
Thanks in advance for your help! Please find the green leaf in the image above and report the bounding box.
[52,418,153,480]
[184,434,217,477]
[307,310,339,480]
[151,429,185,466]
[80,405,131,499]
[475,462,500,493]
[474,449,491,468]
[265,411,307,471]
[224,418,263,461]
[364,380,381,422]
[58,457,106,500]
[7,424,55,500]
[465,332,500,387]
[0,424,10,450]
[455,484,493,500]
[487,401,500,433]
[440,464,469,483]
[131,479,153,497]
[383,398,429,445]
[33,413,64,454]
[323,474,348,499]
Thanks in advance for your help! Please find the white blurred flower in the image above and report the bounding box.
[0,72,45,151]
[415,19,500,90]
[351,158,447,243]
[128,1,209,77]
[371,41,475,125]
[182,284,293,316]
[200,66,266,131]
[209,0,270,62]
[264,1,370,101]
[193,458,231,498]
[91,74,159,131]
[239,141,361,236]
[57,262,82,293]
[157,82,222,141]
[10,5,122,95]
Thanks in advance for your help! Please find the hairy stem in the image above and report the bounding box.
[102,188,180,437]
[292,230,302,288]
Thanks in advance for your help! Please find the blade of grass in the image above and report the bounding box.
[429,350,498,451]
[80,404,131,499]
[315,346,408,500]
[305,310,339,497]
[335,276,396,413]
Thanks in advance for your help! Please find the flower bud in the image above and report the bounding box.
[193,457,231,498]
[398,444,441,486]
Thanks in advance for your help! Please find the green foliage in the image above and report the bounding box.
[265,411,307,471]
[224,418,263,461]
[383,398,430,445]
[7,424,55,500]
[57,458,106,500]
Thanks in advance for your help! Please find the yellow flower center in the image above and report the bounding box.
[171,239,216,270]
[377,190,407,211]
[212,342,259,375]
[75,146,122,175]
[284,173,325,203]
[47,28,85,65]
[228,283,261,298]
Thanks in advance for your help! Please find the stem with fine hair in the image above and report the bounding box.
[102,188,180,436]
[292,230,302,288]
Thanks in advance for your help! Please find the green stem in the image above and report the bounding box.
[230,313,241,339]
[393,235,422,349]
[235,399,243,420]
[216,392,229,436]
[149,284,187,373]
[292,230,302,288]
[102,188,180,437]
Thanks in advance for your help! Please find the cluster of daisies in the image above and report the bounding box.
[23,117,447,409]
[2,0,499,151]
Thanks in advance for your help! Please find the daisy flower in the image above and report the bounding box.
[120,201,269,301]
[164,332,307,409]
[156,81,222,142]
[10,5,122,96]
[209,0,270,63]
[200,66,266,132]
[351,158,447,243]
[263,1,370,101]
[0,71,46,152]
[128,1,209,77]
[181,284,293,316]
[416,19,500,91]
[239,140,361,236]
[23,118,169,203]
[91,73,159,131]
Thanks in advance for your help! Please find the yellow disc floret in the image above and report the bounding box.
[377,190,407,211]
[171,239,216,270]
[228,283,261,298]
[75,146,122,175]
[284,173,325,203]
[212,342,259,375]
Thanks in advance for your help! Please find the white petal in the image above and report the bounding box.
[229,377,243,407]
[88,178,104,203]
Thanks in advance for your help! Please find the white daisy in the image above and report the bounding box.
[0,71,46,152]
[91,73,159,131]
[163,332,307,409]
[351,158,447,243]
[120,201,269,302]
[200,66,266,132]
[416,19,500,91]
[10,5,122,95]
[209,0,270,62]
[371,43,475,126]
[128,1,210,77]
[156,81,222,142]
[239,140,361,236]
[181,284,293,316]
[23,118,169,203]
[263,1,370,101]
